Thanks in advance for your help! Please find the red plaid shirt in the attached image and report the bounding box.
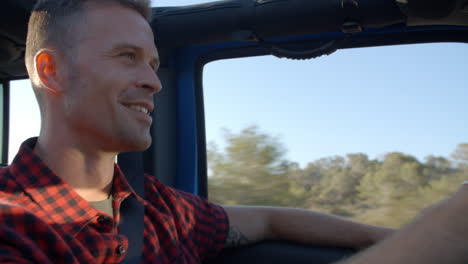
[0,138,229,263]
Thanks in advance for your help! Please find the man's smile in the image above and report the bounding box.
[127,104,149,114]
[121,102,153,124]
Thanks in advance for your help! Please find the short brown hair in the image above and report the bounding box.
[25,0,152,78]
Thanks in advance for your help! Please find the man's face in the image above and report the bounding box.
[61,4,161,153]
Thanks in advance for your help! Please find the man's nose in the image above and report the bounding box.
[136,66,162,94]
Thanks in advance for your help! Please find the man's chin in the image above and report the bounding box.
[118,136,152,153]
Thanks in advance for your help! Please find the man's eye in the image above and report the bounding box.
[120,52,136,60]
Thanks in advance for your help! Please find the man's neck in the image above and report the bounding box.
[34,135,117,202]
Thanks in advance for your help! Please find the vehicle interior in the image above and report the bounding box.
[1,0,467,263]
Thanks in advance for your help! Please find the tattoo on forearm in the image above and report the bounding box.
[225,226,251,248]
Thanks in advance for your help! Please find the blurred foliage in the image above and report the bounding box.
[208,126,468,228]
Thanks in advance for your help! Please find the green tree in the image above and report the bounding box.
[452,143,468,167]
[355,153,426,226]
[315,154,368,204]
[359,153,424,202]
[208,126,305,207]
[423,155,454,182]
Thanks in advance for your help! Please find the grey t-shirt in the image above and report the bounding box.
[90,195,113,217]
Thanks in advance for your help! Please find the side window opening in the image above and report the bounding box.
[204,43,468,228]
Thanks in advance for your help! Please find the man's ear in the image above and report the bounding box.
[35,50,65,95]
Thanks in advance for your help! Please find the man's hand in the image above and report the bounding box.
[222,205,394,249]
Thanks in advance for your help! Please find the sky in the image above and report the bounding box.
[7,0,468,167]
[203,43,467,167]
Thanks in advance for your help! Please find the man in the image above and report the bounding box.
[0,0,393,263]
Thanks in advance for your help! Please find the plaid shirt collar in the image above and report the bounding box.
[10,137,135,237]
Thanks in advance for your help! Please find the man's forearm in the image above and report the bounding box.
[265,207,393,249]
[223,205,393,249]
[337,185,468,264]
